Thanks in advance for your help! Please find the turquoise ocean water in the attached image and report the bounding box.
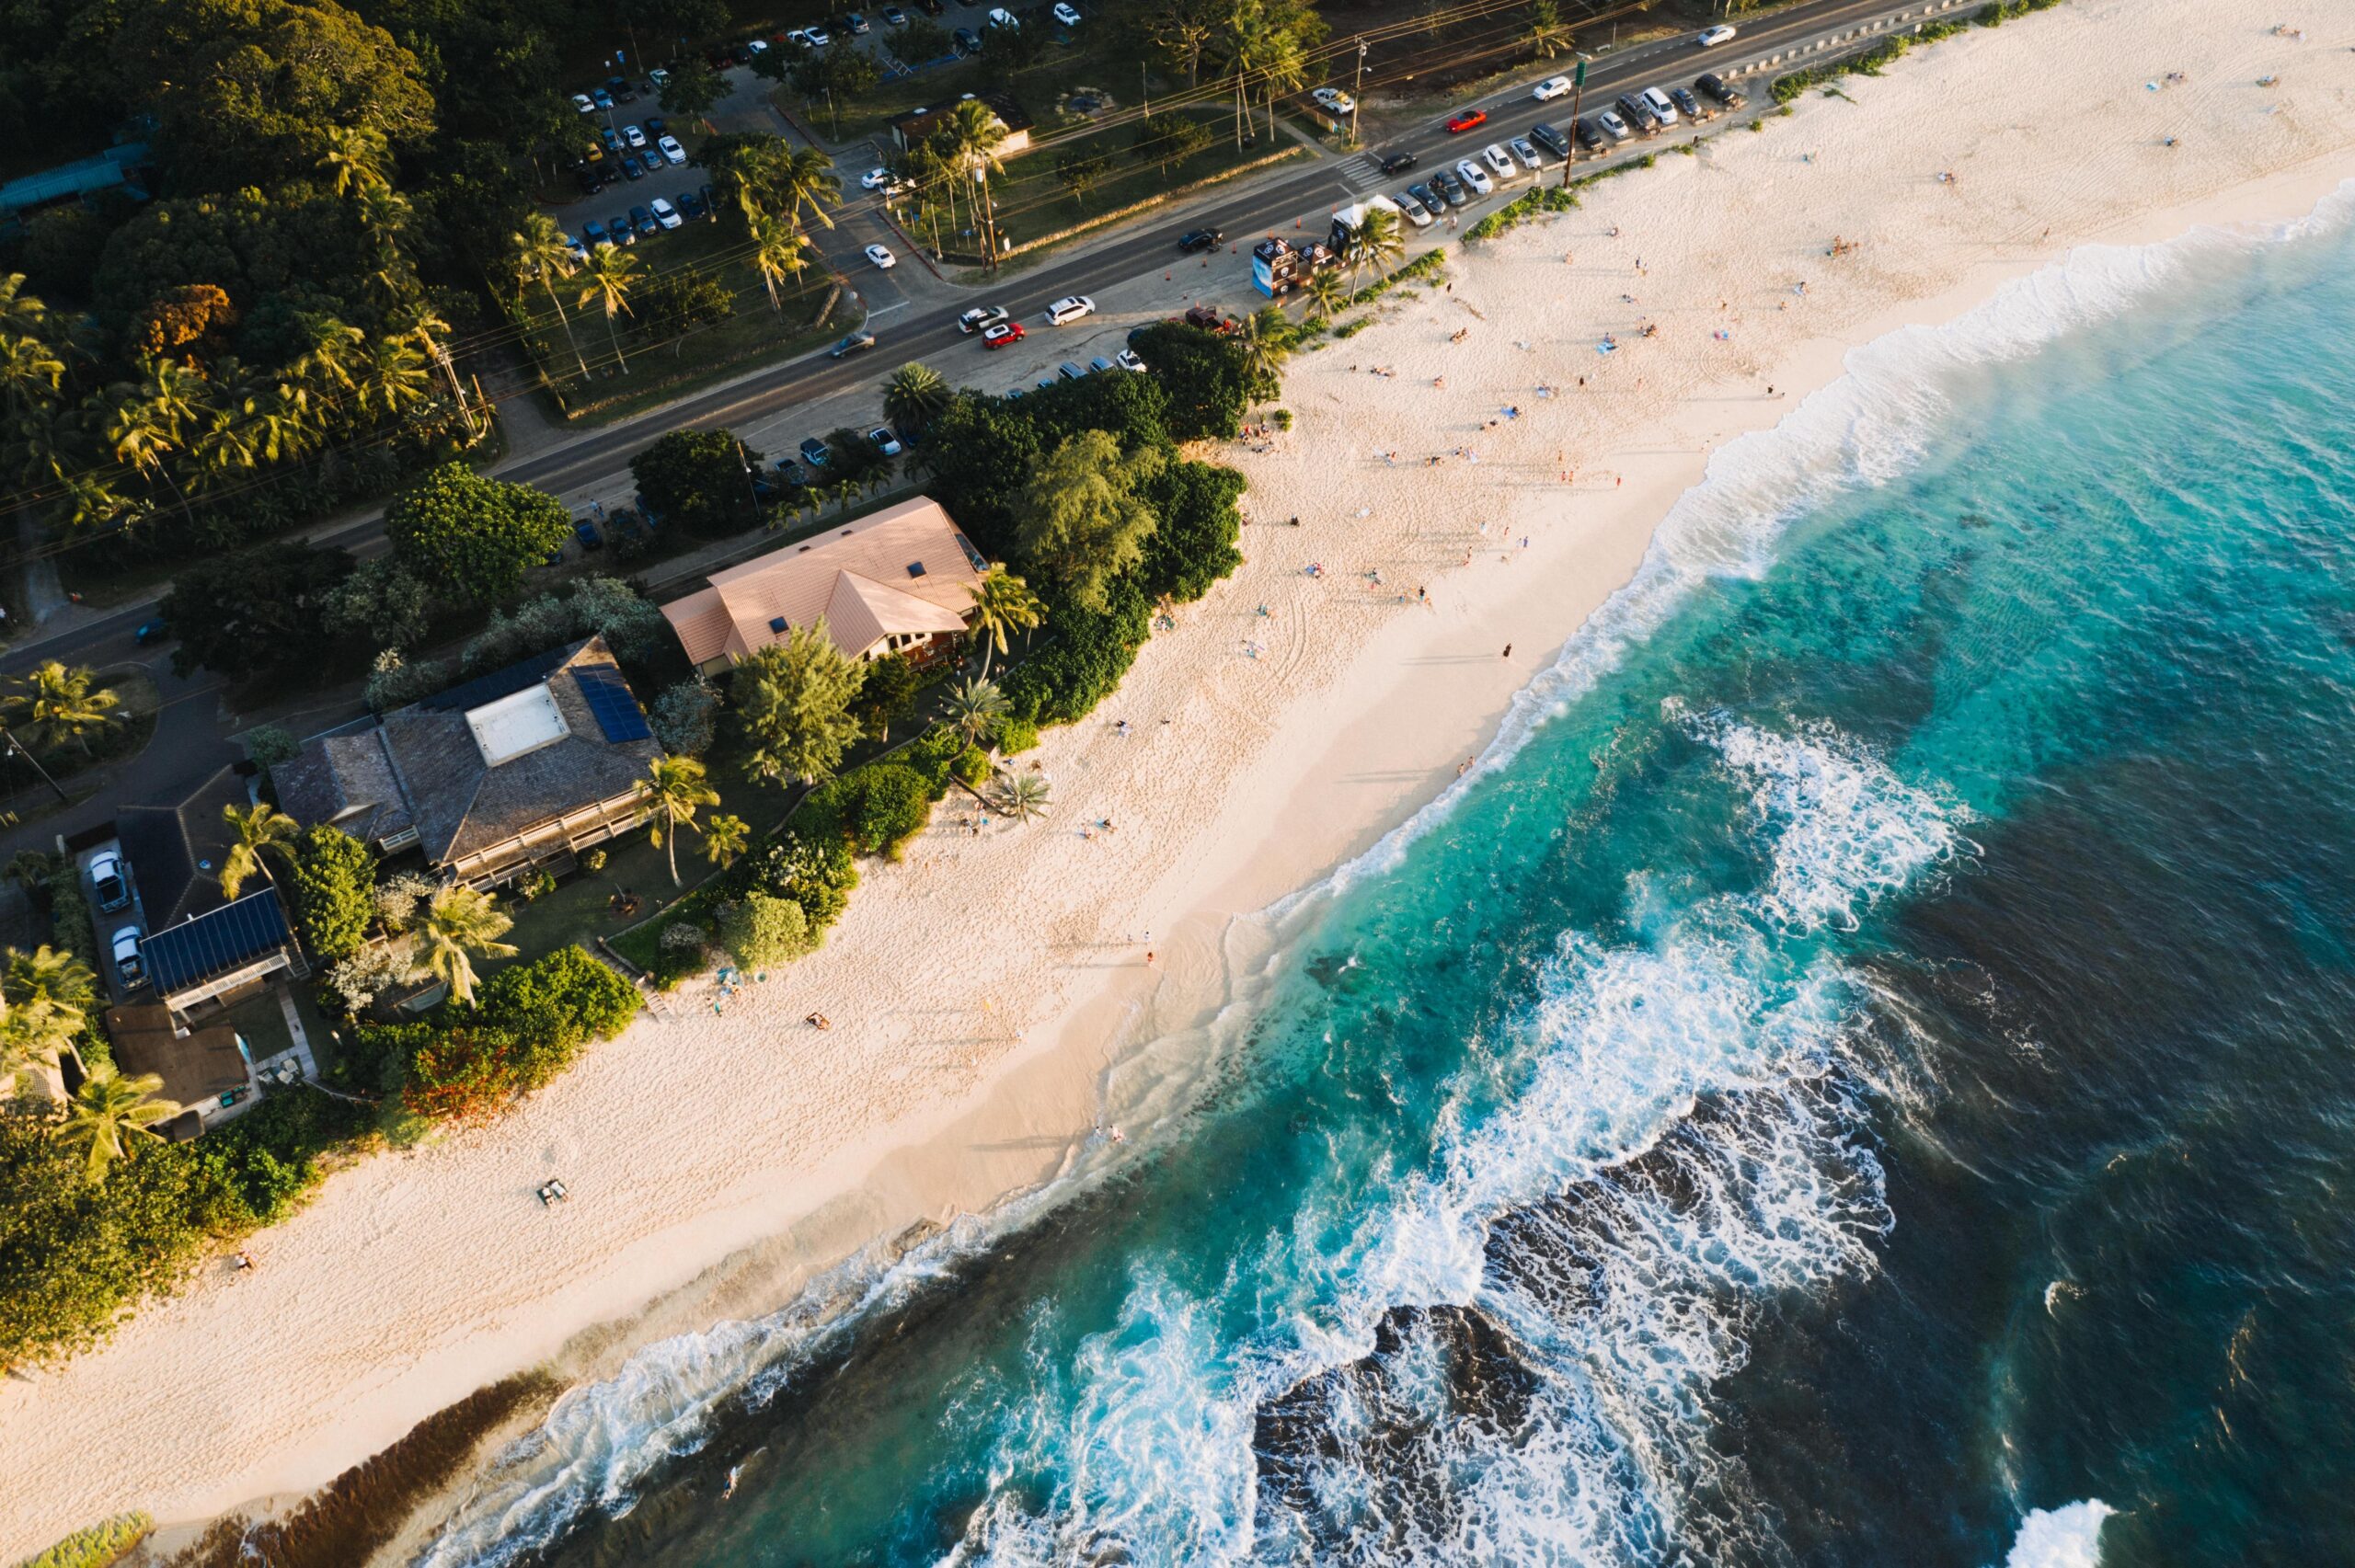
[419,182,2355,1568]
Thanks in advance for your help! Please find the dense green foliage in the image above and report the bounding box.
[160,543,356,681]
[384,462,572,604]
[631,428,762,538]
[731,625,865,784]
[12,1510,153,1568]
[285,825,377,963]
[717,893,813,968]
[1127,323,1254,441]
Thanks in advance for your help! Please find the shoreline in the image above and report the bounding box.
[5,2,2351,1554]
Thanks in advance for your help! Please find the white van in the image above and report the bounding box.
[1640,86,1681,127]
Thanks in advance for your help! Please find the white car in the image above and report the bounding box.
[111,925,144,988]
[650,197,683,229]
[1455,159,1492,197]
[867,426,905,456]
[622,123,648,149]
[862,166,893,189]
[1052,2,1082,23]
[1640,86,1680,126]
[806,26,833,44]
[959,303,1010,333]
[572,93,597,114]
[1697,24,1737,45]
[1509,136,1542,170]
[1597,109,1632,141]
[746,37,769,52]
[865,243,897,269]
[987,6,1017,25]
[1046,294,1095,324]
[1113,348,1145,372]
[1533,74,1573,101]
[1394,189,1432,227]
[1482,143,1516,182]
[88,849,130,911]
[658,135,687,166]
[1311,86,1355,114]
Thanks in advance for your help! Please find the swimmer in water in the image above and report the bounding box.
[723,1463,741,1499]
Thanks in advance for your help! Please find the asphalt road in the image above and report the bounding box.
[4,0,1924,691]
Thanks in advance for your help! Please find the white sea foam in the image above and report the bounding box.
[1291,177,2355,912]
[1997,1500,2115,1568]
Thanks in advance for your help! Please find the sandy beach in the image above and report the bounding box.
[6,0,2353,1553]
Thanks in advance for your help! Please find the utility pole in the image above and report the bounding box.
[1350,37,1368,146]
[1565,55,1588,188]
[1,727,68,807]
[737,440,763,522]
[1142,60,1149,117]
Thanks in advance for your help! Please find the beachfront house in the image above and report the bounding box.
[117,766,308,1021]
[101,1003,254,1140]
[273,636,663,890]
[659,496,990,677]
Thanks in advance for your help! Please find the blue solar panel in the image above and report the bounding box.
[574,665,652,743]
[141,890,291,997]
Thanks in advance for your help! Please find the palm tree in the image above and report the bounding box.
[416,885,517,1005]
[2,661,120,756]
[941,100,1008,257]
[317,126,392,197]
[0,944,97,1075]
[576,245,643,373]
[638,755,721,886]
[0,332,64,418]
[748,213,813,315]
[772,143,844,232]
[219,802,301,898]
[882,362,950,434]
[965,568,1044,678]
[54,1065,178,1182]
[1350,203,1406,288]
[995,772,1051,823]
[293,316,369,403]
[1525,0,1571,60]
[940,675,1009,746]
[356,334,431,419]
[0,273,53,338]
[510,213,591,380]
[104,356,211,522]
[1304,267,1349,319]
[702,813,750,871]
[1234,305,1292,401]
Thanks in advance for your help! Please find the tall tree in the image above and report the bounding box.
[218,802,301,899]
[54,1066,178,1182]
[1013,429,1164,613]
[510,214,590,380]
[638,756,721,887]
[1,662,120,756]
[102,356,211,523]
[747,214,813,315]
[575,244,642,373]
[1233,304,1292,401]
[940,676,1009,745]
[965,568,1045,678]
[881,362,950,433]
[0,944,98,1077]
[383,463,572,605]
[702,813,750,872]
[731,624,865,784]
[317,125,392,197]
[415,885,516,1005]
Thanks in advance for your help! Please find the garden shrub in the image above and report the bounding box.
[902,727,966,795]
[1137,461,1246,605]
[995,716,1040,755]
[467,945,641,1085]
[44,871,96,971]
[284,825,376,963]
[840,762,933,859]
[718,892,814,968]
[952,746,994,787]
[1001,579,1153,726]
[736,826,858,933]
[14,1511,152,1568]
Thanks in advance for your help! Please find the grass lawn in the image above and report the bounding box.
[523,219,857,427]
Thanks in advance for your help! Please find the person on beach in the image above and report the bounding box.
[1502,644,1513,658]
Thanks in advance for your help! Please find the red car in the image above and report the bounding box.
[1444,109,1488,133]
[982,320,1026,349]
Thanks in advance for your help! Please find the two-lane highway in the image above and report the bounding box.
[4,0,1942,681]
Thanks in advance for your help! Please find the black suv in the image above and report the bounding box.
[1377,149,1418,176]
[1178,226,1225,253]
[1696,73,1745,109]
[1529,121,1570,158]
[1572,118,1606,153]
[1429,167,1467,207]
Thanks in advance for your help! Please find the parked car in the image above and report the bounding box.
[608,74,636,102]
[1084,355,1115,375]
[1052,1,1082,22]
[1311,86,1354,114]
[630,205,659,238]
[621,154,645,180]
[562,231,590,263]
[1531,120,1572,157]
[1454,158,1492,197]
[1670,86,1706,120]
[986,6,1017,26]
[801,437,833,465]
[1113,347,1145,372]
[883,5,908,22]
[1378,149,1418,176]
[680,188,709,220]
[88,851,129,913]
[846,10,871,30]
[583,217,610,246]
[1569,118,1603,152]
[1614,92,1657,133]
[1509,136,1543,170]
[1697,72,1745,109]
[867,426,904,456]
[862,166,893,189]
[1597,109,1632,142]
[1393,189,1432,227]
[1697,23,1737,45]
[1046,294,1095,324]
[1533,74,1572,101]
[954,26,982,51]
[830,330,877,359]
[1444,108,1488,134]
[775,459,808,486]
[658,134,688,165]
[1406,180,1445,215]
[915,0,944,15]
[960,303,1011,333]
[865,242,897,269]
[982,319,1026,348]
[1640,86,1680,126]
[1481,143,1516,182]
[650,196,683,229]
[806,25,833,43]
[111,926,144,988]
[1178,226,1225,252]
[572,92,597,114]
[592,87,615,110]
[1058,361,1086,381]
[599,126,622,154]
[1427,169,1466,207]
[622,122,647,149]
[649,67,671,91]
[607,213,637,243]
[574,518,603,550]
[645,116,668,137]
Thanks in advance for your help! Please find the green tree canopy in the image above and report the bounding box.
[629,428,760,536]
[1127,321,1252,441]
[731,623,865,784]
[384,461,571,604]
[284,824,376,963]
[159,542,355,680]
[1013,429,1163,614]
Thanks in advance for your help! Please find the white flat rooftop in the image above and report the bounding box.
[467,683,569,766]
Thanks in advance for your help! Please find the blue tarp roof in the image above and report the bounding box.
[0,143,150,214]
[141,889,290,998]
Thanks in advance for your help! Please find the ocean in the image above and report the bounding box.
[414,182,2355,1568]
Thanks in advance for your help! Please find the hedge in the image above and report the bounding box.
[11,1511,152,1568]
